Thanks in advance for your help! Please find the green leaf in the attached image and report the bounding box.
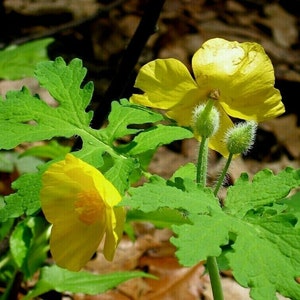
[104,99,164,143]
[105,100,192,158]
[104,156,138,194]
[121,176,220,214]
[171,212,230,265]
[170,163,196,181]
[224,167,300,217]
[36,57,93,115]
[278,192,300,226]
[0,38,54,80]
[23,265,155,299]
[279,192,300,212]
[227,214,300,300]
[10,216,50,278]
[126,124,193,155]
[0,172,41,222]
[10,220,32,268]
[0,57,96,150]
[171,211,300,299]
[0,57,185,192]
[126,207,191,228]
[0,218,14,240]
[169,169,300,300]
[173,212,300,299]
[124,170,300,299]
[19,140,71,159]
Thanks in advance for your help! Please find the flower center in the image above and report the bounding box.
[74,190,105,225]
[208,89,220,100]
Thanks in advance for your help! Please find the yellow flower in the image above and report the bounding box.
[40,153,125,271]
[130,38,285,157]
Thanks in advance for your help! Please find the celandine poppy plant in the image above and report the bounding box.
[40,154,125,271]
[130,38,285,157]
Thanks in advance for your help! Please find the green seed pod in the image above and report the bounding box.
[225,121,257,154]
[192,102,220,138]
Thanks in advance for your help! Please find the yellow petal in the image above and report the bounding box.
[41,165,83,225]
[113,206,126,243]
[50,218,105,271]
[93,173,122,208]
[192,38,285,122]
[103,206,126,261]
[130,93,156,108]
[164,88,207,126]
[131,58,200,111]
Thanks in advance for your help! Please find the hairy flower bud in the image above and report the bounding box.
[225,121,257,154]
[192,102,220,138]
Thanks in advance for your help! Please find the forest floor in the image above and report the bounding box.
[1,0,300,299]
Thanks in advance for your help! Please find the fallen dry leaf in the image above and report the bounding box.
[80,227,208,299]
[263,3,298,48]
[262,114,300,159]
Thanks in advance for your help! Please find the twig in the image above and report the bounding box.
[91,0,166,129]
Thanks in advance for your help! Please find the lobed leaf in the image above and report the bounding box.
[228,214,300,300]
[0,173,41,222]
[104,156,138,194]
[125,169,300,299]
[0,57,96,150]
[169,168,300,300]
[171,212,230,265]
[224,167,300,217]
[172,210,300,299]
[104,99,164,142]
[121,176,220,214]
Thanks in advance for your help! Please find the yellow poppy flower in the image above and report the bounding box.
[130,38,285,157]
[40,153,125,271]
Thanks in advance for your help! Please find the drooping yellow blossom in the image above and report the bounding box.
[130,38,285,157]
[40,153,125,271]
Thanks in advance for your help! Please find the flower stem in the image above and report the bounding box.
[214,153,233,196]
[196,137,208,187]
[196,138,224,300]
[207,256,224,300]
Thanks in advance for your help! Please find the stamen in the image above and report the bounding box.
[74,190,105,225]
[208,89,220,100]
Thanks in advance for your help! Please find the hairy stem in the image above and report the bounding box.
[196,137,208,187]
[196,138,224,300]
[214,153,233,197]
